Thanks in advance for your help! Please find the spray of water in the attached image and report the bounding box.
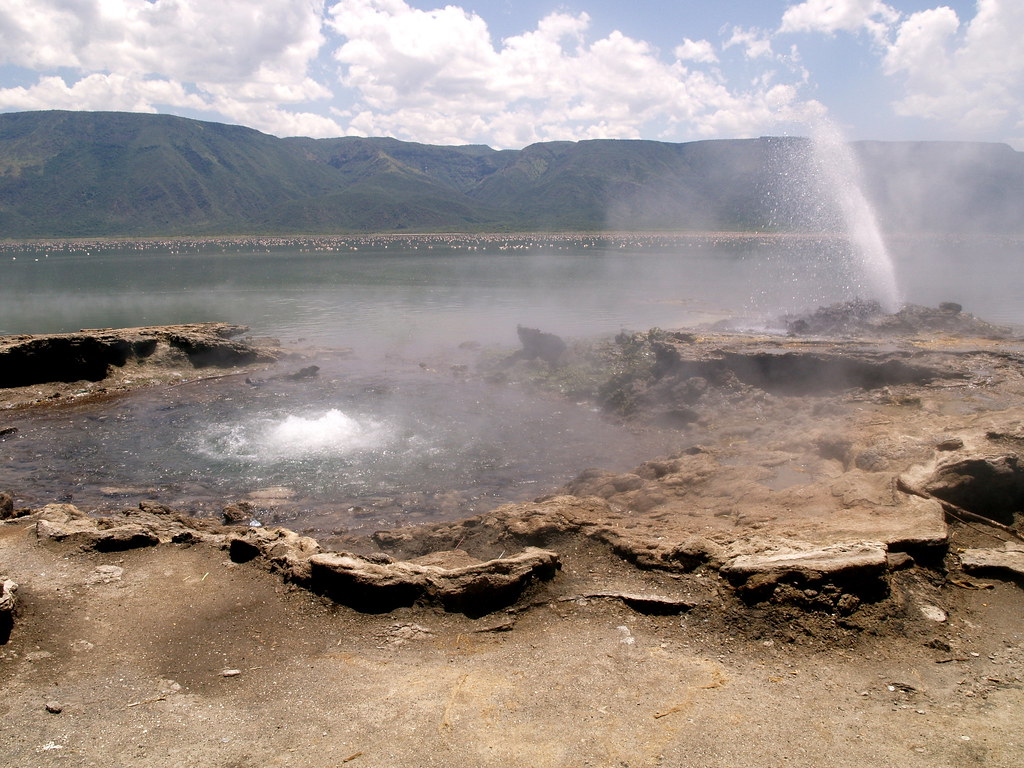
[808,119,903,312]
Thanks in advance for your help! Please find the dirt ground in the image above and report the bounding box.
[3,317,1024,767]
[1,519,1022,768]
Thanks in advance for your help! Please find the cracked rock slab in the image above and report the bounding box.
[721,542,888,580]
[719,543,891,609]
[307,547,560,616]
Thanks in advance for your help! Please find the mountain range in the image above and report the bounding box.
[0,110,1021,237]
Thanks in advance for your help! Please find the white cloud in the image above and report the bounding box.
[675,38,718,65]
[882,0,1024,133]
[326,0,810,146]
[779,0,901,41]
[0,0,333,136]
[0,0,327,84]
[723,27,775,60]
[0,74,207,113]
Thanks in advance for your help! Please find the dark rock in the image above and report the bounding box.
[782,299,885,336]
[886,551,915,570]
[516,326,567,364]
[573,591,697,615]
[137,500,178,516]
[283,365,320,380]
[780,301,1013,339]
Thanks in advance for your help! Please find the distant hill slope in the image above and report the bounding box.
[0,110,1020,237]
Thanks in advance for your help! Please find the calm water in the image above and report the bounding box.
[2,233,1021,532]
[3,233,1021,346]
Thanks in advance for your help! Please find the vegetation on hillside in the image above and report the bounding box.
[1,110,1021,237]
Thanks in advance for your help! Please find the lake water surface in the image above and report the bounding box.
[3,233,1022,347]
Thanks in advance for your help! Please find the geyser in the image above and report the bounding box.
[759,121,904,318]
[808,119,902,313]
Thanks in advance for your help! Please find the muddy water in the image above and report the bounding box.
[1,350,682,533]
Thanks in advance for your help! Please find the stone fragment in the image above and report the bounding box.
[86,565,124,584]
[0,578,17,643]
[959,545,1024,582]
[222,501,256,525]
[45,701,63,714]
[918,604,947,622]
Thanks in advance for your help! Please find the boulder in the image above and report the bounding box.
[923,454,1024,526]
[516,326,567,364]
[37,515,159,551]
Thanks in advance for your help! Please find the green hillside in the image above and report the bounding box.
[0,110,1020,237]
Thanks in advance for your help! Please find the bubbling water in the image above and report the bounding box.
[198,409,394,463]
[270,409,389,457]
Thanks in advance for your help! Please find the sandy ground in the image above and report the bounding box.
[1,520,1023,768]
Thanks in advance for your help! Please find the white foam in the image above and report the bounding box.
[197,409,393,462]
[269,409,387,455]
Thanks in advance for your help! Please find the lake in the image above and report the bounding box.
[2,232,1022,533]
[3,233,1021,347]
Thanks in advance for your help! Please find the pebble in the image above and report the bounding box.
[45,701,63,714]
[221,669,241,677]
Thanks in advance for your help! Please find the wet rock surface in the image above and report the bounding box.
[0,322,282,406]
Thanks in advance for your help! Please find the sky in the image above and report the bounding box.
[0,0,1020,149]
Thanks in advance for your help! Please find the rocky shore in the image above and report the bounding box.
[2,308,1024,767]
